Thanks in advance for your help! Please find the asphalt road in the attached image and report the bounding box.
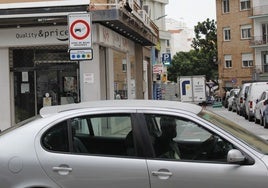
[208,106,268,140]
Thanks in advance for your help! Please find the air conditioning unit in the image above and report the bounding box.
[138,10,150,26]
[142,5,151,17]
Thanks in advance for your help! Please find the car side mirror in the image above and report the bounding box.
[227,149,245,164]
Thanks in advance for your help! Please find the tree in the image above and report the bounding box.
[167,19,218,84]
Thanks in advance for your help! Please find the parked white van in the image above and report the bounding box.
[245,82,268,121]
[236,83,250,116]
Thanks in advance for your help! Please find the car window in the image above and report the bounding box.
[145,114,235,162]
[42,121,69,152]
[42,114,135,157]
[90,116,132,137]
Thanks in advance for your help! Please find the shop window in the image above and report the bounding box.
[13,49,34,67]
[114,51,128,99]
[11,47,79,124]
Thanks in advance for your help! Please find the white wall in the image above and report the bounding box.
[79,43,101,101]
[0,48,11,131]
[253,0,268,7]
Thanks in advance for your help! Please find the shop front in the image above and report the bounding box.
[0,23,140,128]
[0,24,139,126]
[0,1,158,129]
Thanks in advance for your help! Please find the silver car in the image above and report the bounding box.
[1,100,268,188]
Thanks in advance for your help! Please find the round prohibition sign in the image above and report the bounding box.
[70,19,90,40]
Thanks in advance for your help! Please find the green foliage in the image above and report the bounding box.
[167,18,218,83]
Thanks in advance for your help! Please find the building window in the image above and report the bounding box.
[222,0,230,13]
[242,53,253,67]
[223,28,231,41]
[241,25,251,39]
[224,55,232,68]
[240,0,250,10]
[166,39,170,47]
[122,59,127,72]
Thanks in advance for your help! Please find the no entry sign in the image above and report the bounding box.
[68,13,92,49]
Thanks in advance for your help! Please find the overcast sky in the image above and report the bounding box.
[165,0,216,28]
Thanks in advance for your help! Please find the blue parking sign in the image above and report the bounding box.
[162,53,171,66]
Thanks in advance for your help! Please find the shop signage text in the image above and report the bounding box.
[15,28,68,41]
[0,26,69,47]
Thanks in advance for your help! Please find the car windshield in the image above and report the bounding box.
[199,110,268,155]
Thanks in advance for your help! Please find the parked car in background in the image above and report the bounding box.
[245,82,268,121]
[222,87,233,108]
[227,88,240,111]
[262,105,268,128]
[1,100,268,187]
[223,91,229,108]
[231,91,239,112]
[254,90,268,124]
[236,83,250,116]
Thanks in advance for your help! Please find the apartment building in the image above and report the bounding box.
[166,18,194,57]
[250,0,268,80]
[216,0,253,96]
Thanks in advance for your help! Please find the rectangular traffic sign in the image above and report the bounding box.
[162,53,171,66]
[68,13,92,49]
[69,49,93,60]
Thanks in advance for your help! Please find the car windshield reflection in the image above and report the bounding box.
[199,110,268,155]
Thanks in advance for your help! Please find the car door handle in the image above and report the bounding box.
[53,166,72,175]
[151,170,173,179]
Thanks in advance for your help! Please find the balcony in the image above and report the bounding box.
[249,36,268,47]
[90,1,158,46]
[252,5,268,17]
[255,64,268,73]
[253,64,268,80]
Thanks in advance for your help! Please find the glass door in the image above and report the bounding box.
[14,71,36,123]
[36,63,79,113]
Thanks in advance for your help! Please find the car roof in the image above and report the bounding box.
[40,100,202,118]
